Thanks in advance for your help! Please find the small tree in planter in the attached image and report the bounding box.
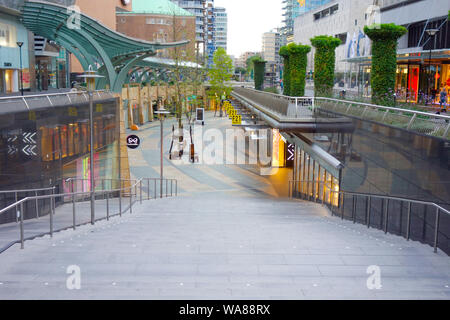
[288,43,311,97]
[279,45,291,96]
[253,57,266,91]
[310,35,341,97]
[364,23,407,106]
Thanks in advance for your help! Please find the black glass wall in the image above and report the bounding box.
[0,97,120,223]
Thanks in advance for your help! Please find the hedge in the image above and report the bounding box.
[310,35,341,97]
[253,57,266,91]
[364,23,407,106]
[279,45,291,96]
[288,43,311,97]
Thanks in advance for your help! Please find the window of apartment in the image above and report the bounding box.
[313,4,339,21]
[146,18,156,24]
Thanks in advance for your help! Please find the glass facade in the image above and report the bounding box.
[0,96,121,223]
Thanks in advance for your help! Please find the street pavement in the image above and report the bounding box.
[0,112,449,299]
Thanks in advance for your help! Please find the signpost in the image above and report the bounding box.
[196,108,204,126]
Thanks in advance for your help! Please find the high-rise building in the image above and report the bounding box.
[262,28,285,89]
[282,0,333,40]
[170,0,216,66]
[214,6,227,52]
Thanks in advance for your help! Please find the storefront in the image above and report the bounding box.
[0,11,30,94]
[346,50,450,106]
[35,47,69,91]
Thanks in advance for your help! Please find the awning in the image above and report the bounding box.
[20,0,189,92]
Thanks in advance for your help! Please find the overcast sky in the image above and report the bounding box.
[214,0,283,58]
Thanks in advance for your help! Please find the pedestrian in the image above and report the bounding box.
[439,87,448,112]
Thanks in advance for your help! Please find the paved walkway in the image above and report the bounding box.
[0,112,449,299]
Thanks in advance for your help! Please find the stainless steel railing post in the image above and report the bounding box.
[130,185,132,214]
[434,208,440,253]
[50,195,54,237]
[384,199,389,234]
[119,180,122,217]
[20,202,24,249]
[154,179,157,199]
[35,190,39,218]
[72,189,76,230]
[366,196,371,228]
[140,180,143,204]
[15,192,18,223]
[406,202,412,241]
[106,191,109,221]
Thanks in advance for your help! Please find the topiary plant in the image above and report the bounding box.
[310,35,341,97]
[253,57,266,91]
[364,23,407,106]
[288,43,311,97]
[279,45,291,96]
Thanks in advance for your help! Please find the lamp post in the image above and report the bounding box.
[154,106,170,198]
[425,29,439,106]
[78,66,104,225]
[16,42,24,96]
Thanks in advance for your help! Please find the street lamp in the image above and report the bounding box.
[16,42,24,96]
[425,28,439,105]
[154,106,170,198]
[78,66,104,225]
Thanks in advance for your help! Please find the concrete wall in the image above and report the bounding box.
[70,0,133,73]
[293,0,373,73]
[380,0,450,26]
[116,13,196,60]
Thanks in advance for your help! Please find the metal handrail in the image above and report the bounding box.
[315,97,450,121]
[0,179,142,217]
[0,89,112,101]
[289,179,450,216]
[0,176,178,251]
[289,179,449,253]
[0,186,56,194]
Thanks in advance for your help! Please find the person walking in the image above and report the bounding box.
[439,87,448,112]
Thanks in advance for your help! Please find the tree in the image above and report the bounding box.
[288,43,311,97]
[310,35,341,97]
[208,47,234,98]
[364,23,407,106]
[279,46,290,96]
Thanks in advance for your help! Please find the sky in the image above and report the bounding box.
[214,0,283,58]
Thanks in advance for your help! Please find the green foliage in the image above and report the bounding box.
[288,43,311,97]
[364,24,407,106]
[279,45,291,96]
[264,87,279,94]
[310,35,341,97]
[235,67,247,75]
[253,56,266,91]
[246,55,262,79]
[208,47,234,97]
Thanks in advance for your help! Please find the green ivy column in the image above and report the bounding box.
[288,43,311,97]
[279,46,291,96]
[253,58,266,91]
[310,36,341,97]
[364,24,407,106]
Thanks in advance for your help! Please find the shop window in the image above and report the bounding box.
[0,23,17,47]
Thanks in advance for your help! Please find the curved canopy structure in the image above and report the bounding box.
[20,0,189,92]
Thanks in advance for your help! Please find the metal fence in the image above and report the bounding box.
[0,177,178,252]
[232,88,450,139]
[289,180,450,255]
[0,90,114,114]
[315,98,450,139]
